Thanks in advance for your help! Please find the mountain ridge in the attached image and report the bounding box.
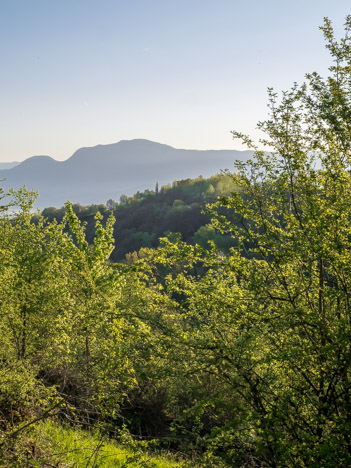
[0,139,252,208]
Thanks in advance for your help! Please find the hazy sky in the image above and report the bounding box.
[1,1,351,162]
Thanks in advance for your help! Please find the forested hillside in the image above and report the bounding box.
[2,18,351,467]
[42,173,238,261]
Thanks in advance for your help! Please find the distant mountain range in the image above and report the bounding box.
[0,139,252,208]
[0,161,19,170]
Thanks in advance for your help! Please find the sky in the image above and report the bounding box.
[1,0,351,162]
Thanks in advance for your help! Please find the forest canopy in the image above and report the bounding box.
[41,173,239,261]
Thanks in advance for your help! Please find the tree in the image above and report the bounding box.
[106,198,117,211]
[0,188,67,454]
[153,16,351,466]
[0,192,148,444]
[214,16,351,465]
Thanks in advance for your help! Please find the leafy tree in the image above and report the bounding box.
[106,198,117,211]
[0,188,66,459]
[151,16,351,466]
[0,192,150,448]
[213,16,351,465]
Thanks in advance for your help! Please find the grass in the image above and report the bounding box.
[28,419,188,467]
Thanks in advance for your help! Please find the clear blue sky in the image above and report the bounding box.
[1,0,350,161]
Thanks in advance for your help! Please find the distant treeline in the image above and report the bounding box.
[42,173,239,261]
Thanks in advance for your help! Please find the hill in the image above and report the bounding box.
[42,173,239,261]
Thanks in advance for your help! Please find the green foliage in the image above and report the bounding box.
[41,173,238,261]
[0,191,156,462]
[1,419,187,467]
[147,16,351,466]
[4,16,351,468]
[34,419,187,467]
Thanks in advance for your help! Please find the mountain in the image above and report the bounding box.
[0,139,252,208]
[0,161,19,170]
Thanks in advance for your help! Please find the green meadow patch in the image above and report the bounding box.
[22,419,188,467]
